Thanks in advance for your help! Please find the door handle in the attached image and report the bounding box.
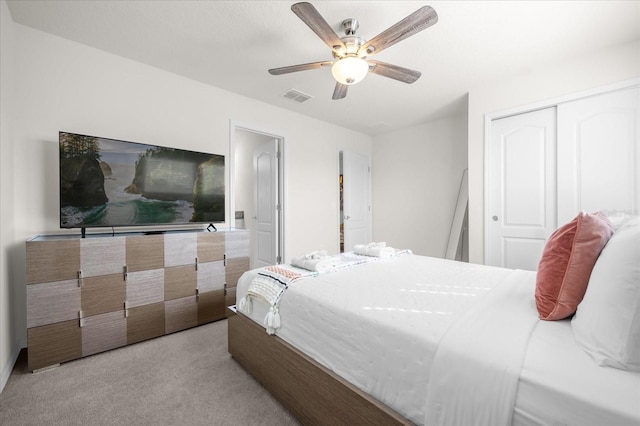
[492,215,499,221]
[345,215,351,220]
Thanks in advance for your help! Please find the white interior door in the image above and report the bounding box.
[557,86,640,224]
[342,151,371,252]
[253,139,278,268]
[487,107,557,270]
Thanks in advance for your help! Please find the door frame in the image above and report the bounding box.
[229,120,287,265]
[483,78,639,264]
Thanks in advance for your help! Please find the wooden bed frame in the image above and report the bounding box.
[227,312,412,425]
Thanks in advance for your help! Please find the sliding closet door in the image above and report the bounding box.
[486,84,639,271]
[487,107,557,270]
[557,86,640,224]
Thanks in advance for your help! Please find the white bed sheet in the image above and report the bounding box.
[513,319,640,426]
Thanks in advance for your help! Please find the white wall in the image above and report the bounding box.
[0,0,18,392]
[468,40,640,264]
[1,16,372,381]
[372,111,468,257]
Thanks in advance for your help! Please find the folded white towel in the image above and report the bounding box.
[304,250,329,260]
[354,242,396,258]
[291,251,341,272]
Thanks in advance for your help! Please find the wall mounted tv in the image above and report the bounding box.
[59,131,225,230]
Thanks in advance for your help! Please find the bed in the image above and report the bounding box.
[227,214,640,426]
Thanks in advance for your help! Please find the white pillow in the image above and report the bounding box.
[572,216,640,371]
[603,210,633,230]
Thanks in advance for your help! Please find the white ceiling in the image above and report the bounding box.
[6,0,640,135]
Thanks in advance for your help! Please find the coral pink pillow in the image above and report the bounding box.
[535,211,614,320]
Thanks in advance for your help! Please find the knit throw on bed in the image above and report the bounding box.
[238,265,317,334]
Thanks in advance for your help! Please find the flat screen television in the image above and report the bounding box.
[59,131,225,230]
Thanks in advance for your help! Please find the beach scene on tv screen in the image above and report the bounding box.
[59,133,225,228]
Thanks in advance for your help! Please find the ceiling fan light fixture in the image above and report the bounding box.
[331,57,369,85]
[274,3,438,98]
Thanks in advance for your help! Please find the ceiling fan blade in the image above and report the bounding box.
[361,6,438,56]
[332,83,348,100]
[368,60,421,83]
[269,61,333,75]
[291,2,346,54]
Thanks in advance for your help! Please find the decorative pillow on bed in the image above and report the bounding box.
[572,216,640,371]
[535,211,614,320]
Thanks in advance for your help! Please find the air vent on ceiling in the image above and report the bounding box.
[368,121,392,132]
[281,88,313,103]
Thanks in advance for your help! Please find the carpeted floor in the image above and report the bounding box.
[0,319,299,425]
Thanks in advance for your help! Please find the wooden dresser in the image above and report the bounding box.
[25,229,249,371]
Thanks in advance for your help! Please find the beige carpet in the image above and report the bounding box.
[0,319,299,425]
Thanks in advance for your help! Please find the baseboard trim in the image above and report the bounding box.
[0,340,26,394]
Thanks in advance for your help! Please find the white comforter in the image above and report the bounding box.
[235,254,640,425]
[237,255,531,424]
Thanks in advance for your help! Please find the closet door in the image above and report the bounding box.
[557,86,640,224]
[487,107,557,270]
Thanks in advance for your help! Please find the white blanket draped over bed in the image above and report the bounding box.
[424,269,538,426]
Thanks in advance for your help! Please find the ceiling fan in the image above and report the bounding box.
[268,2,438,100]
